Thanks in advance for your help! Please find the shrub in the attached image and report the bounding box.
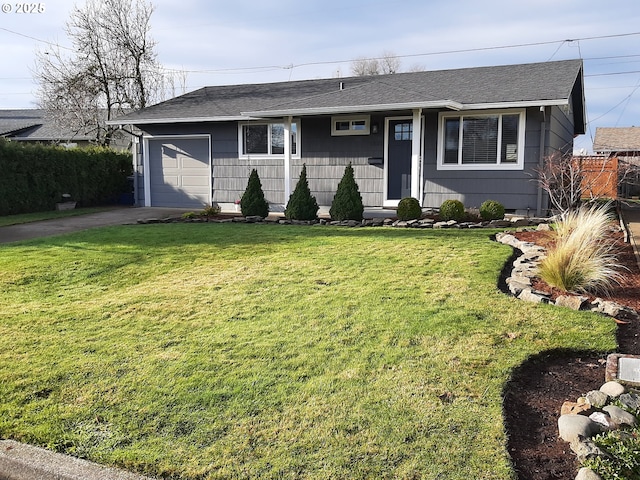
[285,164,318,221]
[0,140,131,215]
[397,197,422,221]
[201,203,221,217]
[240,169,269,218]
[330,164,364,221]
[538,203,625,294]
[439,199,465,221]
[479,200,505,221]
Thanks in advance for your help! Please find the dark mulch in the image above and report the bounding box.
[502,228,640,480]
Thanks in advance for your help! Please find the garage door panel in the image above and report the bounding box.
[148,137,211,208]
[182,175,210,187]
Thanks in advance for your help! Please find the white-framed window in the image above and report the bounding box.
[331,115,370,136]
[437,109,526,170]
[239,121,299,158]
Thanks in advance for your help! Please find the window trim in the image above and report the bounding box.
[238,120,300,159]
[437,109,526,170]
[331,115,371,136]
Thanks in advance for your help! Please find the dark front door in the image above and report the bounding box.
[387,119,413,202]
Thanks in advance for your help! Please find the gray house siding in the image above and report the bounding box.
[547,104,576,154]
[296,116,385,206]
[421,107,549,211]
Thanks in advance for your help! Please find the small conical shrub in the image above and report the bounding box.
[240,169,269,218]
[285,164,318,221]
[397,197,422,221]
[330,163,364,221]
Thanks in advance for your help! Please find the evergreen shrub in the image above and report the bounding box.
[439,199,465,221]
[285,164,318,220]
[397,197,422,221]
[0,139,131,215]
[479,200,505,221]
[240,169,269,218]
[329,163,364,221]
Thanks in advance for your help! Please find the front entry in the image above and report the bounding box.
[385,118,413,204]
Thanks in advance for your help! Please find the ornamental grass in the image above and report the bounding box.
[538,203,625,295]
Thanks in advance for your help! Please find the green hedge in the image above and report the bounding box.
[0,139,132,215]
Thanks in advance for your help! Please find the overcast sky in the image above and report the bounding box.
[1,0,639,152]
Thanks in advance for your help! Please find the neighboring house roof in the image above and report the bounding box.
[112,59,585,134]
[0,109,94,142]
[593,127,640,153]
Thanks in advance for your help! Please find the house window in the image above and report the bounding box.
[438,110,525,170]
[331,115,370,136]
[240,121,298,157]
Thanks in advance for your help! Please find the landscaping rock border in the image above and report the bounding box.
[557,377,640,480]
[137,214,548,230]
[495,231,640,323]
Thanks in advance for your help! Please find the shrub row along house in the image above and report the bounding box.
[110,59,586,216]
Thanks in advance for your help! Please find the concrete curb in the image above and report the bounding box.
[0,440,155,480]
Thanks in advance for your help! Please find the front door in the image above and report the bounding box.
[386,118,413,204]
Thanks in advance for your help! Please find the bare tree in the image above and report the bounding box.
[34,0,166,146]
[351,56,381,76]
[535,151,584,213]
[350,51,402,76]
[379,51,401,74]
[535,151,638,214]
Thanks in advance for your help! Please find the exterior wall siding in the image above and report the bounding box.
[297,116,385,206]
[421,107,563,212]
[135,105,575,212]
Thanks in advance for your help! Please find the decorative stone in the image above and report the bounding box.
[602,405,637,427]
[599,381,625,398]
[618,392,640,411]
[558,414,602,442]
[570,436,607,461]
[585,390,609,408]
[575,467,603,480]
[561,400,593,416]
[433,222,449,229]
[518,288,551,304]
[536,223,551,231]
[589,411,617,430]
[555,295,588,311]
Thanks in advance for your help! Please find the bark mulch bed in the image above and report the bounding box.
[503,227,640,480]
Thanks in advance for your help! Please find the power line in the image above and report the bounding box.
[0,27,72,51]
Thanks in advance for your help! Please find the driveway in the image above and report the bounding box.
[0,207,191,244]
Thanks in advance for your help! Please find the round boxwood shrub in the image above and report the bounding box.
[479,199,505,221]
[397,197,422,221]
[439,199,465,221]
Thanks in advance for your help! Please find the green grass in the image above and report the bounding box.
[0,207,116,227]
[0,224,617,479]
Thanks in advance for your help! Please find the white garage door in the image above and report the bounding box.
[146,136,211,208]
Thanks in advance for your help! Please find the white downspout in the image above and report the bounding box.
[411,108,422,202]
[283,116,292,204]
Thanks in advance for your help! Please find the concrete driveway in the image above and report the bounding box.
[0,207,191,244]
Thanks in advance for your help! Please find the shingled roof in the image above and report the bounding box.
[0,109,94,142]
[113,59,585,133]
[593,127,640,153]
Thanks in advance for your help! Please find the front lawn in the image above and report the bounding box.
[0,224,616,479]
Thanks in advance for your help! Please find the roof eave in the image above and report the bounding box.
[106,115,254,126]
[463,99,569,110]
[241,100,464,118]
